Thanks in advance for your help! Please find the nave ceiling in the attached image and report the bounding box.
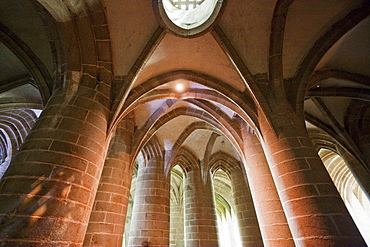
[0,0,369,171]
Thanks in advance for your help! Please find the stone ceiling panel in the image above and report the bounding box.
[316,17,370,77]
[156,115,199,151]
[212,135,240,161]
[0,43,28,83]
[218,0,275,75]
[0,0,54,76]
[104,0,159,76]
[183,129,213,160]
[132,32,246,92]
[284,0,363,78]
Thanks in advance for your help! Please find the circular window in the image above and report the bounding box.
[154,0,226,37]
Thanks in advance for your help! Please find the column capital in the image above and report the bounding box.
[209,151,240,176]
[141,136,164,162]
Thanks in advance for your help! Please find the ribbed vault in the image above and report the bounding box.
[0,0,370,245]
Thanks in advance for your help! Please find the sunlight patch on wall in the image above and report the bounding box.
[319,149,370,244]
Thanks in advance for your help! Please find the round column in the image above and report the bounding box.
[259,104,366,246]
[230,165,264,246]
[83,114,135,246]
[184,165,219,246]
[0,83,110,246]
[128,140,170,247]
[241,126,294,246]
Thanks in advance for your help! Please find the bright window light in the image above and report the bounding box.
[163,0,217,30]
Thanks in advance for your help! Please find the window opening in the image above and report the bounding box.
[155,0,225,36]
[169,0,205,10]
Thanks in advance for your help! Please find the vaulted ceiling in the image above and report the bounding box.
[0,0,369,169]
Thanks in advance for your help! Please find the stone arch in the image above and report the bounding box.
[122,88,256,127]
[345,100,370,167]
[171,147,200,174]
[111,70,258,132]
[166,122,220,174]
[293,3,370,114]
[0,109,38,176]
[131,106,244,169]
[209,151,240,176]
[35,0,113,93]
[0,22,52,104]
[140,135,164,166]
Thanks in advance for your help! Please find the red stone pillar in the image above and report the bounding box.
[0,83,110,246]
[184,165,219,246]
[83,114,135,246]
[128,139,170,247]
[241,126,294,246]
[229,165,264,246]
[259,104,366,246]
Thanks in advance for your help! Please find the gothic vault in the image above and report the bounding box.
[0,0,369,246]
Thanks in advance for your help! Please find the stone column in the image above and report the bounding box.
[0,82,110,246]
[259,103,366,246]
[241,125,294,246]
[128,139,170,247]
[170,202,184,247]
[229,165,264,246]
[184,165,219,246]
[83,114,135,246]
